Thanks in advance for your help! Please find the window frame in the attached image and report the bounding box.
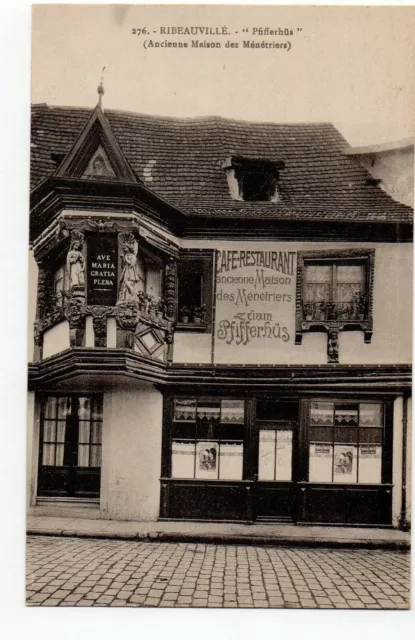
[176,250,214,333]
[295,249,375,345]
[299,397,393,486]
[163,396,247,481]
[223,156,284,203]
[37,393,103,499]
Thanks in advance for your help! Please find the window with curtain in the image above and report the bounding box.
[40,395,103,468]
[171,398,244,480]
[308,401,383,484]
[303,261,366,322]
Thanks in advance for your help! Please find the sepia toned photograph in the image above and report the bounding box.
[26,3,413,612]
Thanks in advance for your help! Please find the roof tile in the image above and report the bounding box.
[30,103,413,223]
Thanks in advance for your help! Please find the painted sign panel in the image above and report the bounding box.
[87,235,118,306]
[214,247,296,363]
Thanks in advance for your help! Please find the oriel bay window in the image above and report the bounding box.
[308,401,384,484]
[38,395,103,498]
[171,399,245,480]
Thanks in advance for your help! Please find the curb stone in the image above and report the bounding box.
[26,528,411,551]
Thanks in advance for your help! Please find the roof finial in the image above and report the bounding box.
[97,67,106,108]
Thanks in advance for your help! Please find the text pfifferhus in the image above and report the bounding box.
[215,249,296,347]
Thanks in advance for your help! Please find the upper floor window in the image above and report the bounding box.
[222,156,285,202]
[303,261,366,322]
[295,249,375,353]
[177,252,213,330]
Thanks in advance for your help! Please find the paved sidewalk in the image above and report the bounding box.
[27,515,411,549]
[26,536,410,608]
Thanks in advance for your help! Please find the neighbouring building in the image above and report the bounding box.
[344,137,414,208]
[27,95,413,529]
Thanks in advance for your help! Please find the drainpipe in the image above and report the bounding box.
[400,393,409,530]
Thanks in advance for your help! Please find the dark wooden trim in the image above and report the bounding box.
[382,401,394,485]
[176,249,215,331]
[30,178,185,243]
[244,398,256,481]
[161,394,172,479]
[180,218,413,243]
[28,349,412,391]
[400,393,409,528]
[56,105,137,183]
[298,399,310,482]
[30,178,413,246]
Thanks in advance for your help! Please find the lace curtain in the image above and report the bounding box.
[305,265,363,303]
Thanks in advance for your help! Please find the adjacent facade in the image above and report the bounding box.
[27,100,413,529]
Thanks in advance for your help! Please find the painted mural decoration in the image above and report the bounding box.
[215,248,296,363]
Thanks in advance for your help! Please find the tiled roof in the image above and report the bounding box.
[30,103,413,223]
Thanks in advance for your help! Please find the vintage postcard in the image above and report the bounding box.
[26,3,413,613]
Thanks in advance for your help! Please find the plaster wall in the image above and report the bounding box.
[174,240,412,366]
[359,147,414,207]
[100,384,163,521]
[43,320,70,359]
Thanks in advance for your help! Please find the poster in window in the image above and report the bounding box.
[196,441,219,479]
[334,445,357,483]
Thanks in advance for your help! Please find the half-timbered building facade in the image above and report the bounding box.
[27,97,412,529]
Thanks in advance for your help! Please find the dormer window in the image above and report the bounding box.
[223,156,285,202]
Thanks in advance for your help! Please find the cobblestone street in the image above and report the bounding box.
[26,536,410,609]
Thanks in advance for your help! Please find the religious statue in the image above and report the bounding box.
[66,240,85,289]
[118,234,146,301]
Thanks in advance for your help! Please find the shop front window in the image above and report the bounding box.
[171,398,244,480]
[308,401,383,484]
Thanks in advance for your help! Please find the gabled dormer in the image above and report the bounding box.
[55,102,137,183]
[222,155,285,202]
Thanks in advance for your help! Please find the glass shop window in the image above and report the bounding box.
[171,398,245,480]
[308,401,383,484]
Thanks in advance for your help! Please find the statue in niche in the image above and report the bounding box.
[66,239,85,289]
[118,234,146,301]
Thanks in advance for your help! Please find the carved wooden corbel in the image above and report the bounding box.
[65,295,85,347]
[93,316,107,348]
[164,257,177,322]
[116,301,139,349]
[327,329,339,363]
